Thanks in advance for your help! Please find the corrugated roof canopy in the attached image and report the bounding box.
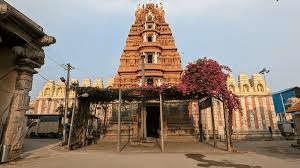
[287,101,300,113]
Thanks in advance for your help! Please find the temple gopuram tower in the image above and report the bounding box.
[113,3,183,88]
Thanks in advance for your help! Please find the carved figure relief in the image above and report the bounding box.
[11,122,25,151]
[143,33,147,42]
[156,78,161,86]
[154,53,159,64]
[138,79,142,87]
[152,34,156,42]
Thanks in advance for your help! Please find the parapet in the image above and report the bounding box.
[227,73,270,95]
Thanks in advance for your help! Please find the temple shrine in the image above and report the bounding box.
[113,3,183,88]
[33,3,279,144]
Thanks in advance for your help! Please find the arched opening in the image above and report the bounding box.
[243,84,249,92]
[257,84,264,92]
[229,85,235,92]
[148,54,153,64]
[147,78,153,86]
[147,36,153,42]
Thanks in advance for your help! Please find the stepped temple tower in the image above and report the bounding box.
[113,3,183,88]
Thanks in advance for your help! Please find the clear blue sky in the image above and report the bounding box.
[5,0,300,99]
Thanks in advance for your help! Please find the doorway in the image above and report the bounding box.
[146,106,160,138]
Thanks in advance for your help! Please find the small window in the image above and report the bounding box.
[147,36,152,42]
[148,54,153,64]
[147,78,153,86]
[148,25,152,29]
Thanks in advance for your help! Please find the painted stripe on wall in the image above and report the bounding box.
[34,100,39,114]
[251,96,259,129]
[240,97,247,131]
[232,102,236,130]
[258,96,267,129]
[239,108,243,130]
[41,100,45,114]
[266,96,275,128]
[261,96,270,127]
[255,96,263,130]
[37,100,42,114]
[53,101,58,114]
[245,96,251,129]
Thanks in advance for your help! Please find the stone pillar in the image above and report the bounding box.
[2,46,44,160]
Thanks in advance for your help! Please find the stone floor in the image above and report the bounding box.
[1,138,300,168]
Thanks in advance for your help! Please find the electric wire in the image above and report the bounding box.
[37,73,49,81]
[7,14,66,70]
[6,11,100,86]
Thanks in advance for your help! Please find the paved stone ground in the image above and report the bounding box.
[22,138,61,153]
[1,139,300,168]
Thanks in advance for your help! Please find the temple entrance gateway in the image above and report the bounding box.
[146,105,160,138]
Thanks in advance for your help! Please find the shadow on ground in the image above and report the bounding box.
[185,153,261,168]
[235,140,300,160]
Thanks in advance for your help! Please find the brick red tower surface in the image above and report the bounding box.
[113,3,183,88]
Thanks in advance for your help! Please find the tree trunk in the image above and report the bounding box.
[223,102,233,152]
[103,103,108,133]
[228,109,234,149]
[211,97,217,147]
[198,94,204,142]
[83,114,86,147]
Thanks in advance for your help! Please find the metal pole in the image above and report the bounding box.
[117,89,122,152]
[279,93,286,121]
[68,100,76,150]
[141,54,145,86]
[63,63,72,144]
[141,54,146,139]
[160,93,164,152]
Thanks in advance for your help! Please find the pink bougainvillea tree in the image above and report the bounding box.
[176,57,240,111]
[176,57,240,150]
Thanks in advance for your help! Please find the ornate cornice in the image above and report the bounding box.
[0,1,56,47]
[40,35,56,46]
[0,4,8,15]
[12,46,45,66]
